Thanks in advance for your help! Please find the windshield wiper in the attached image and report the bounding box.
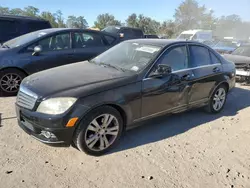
[99,63,125,72]
[1,44,10,48]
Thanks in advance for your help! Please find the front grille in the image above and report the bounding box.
[17,86,38,110]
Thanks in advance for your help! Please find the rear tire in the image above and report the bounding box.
[73,106,124,156]
[0,69,26,96]
[205,85,227,113]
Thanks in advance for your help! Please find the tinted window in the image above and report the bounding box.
[104,35,116,45]
[189,46,211,67]
[157,46,188,72]
[121,28,133,39]
[73,32,105,48]
[27,21,51,32]
[132,29,143,37]
[0,20,17,34]
[210,51,221,64]
[30,33,70,52]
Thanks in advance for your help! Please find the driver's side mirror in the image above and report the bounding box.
[32,45,42,56]
[150,64,172,78]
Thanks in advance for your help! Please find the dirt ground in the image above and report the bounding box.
[0,83,250,188]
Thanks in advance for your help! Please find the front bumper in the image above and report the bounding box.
[16,103,89,145]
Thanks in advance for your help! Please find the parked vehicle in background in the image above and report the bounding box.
[177,30,212,42]
[16,39,235,156]
[102,26,144,40]
[223,44,250,81]
[201,40,217,47]
[0,28,119,96]
[144,34,159,38]
[212,40,238,54]
[0,15,51,43]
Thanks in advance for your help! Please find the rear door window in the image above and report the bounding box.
[189,45,211,68]
[0,20,18,34]
[210,51,221,64]
[73,32,105,48]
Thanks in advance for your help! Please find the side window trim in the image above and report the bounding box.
[144,43,189,78]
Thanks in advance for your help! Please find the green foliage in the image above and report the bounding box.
[66,15,88,29]
[126,14,160,34]
[94,13,121,30]
[174,0,216,32]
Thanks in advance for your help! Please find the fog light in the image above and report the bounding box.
[40,131,56,139]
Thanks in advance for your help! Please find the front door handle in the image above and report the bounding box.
[181,74,191,81]
[213,67,220,72]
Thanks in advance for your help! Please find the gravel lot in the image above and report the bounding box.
[0,83,250,188]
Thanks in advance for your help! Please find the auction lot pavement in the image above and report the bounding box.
[0,84,250,188]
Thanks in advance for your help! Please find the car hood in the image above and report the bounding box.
[223,54,250,65]
[22,61,137,98]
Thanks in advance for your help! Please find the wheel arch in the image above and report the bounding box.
[209,81,229,99]
[76,103,128,129]
[0,67,29,76]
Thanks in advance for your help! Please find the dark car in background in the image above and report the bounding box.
[0,15,51,43]
[16,39,235,156]
[223,44,250,81]
[102,26,144,40]
[213,40,238,54]
[0,28,118,95]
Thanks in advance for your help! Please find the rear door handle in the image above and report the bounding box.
[213,67,220,72]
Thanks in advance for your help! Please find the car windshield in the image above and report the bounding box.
[90,42,162,72]
[3,30,49,48]
[214,41,237,48]
[102,26,121,34]
[232,46,250,57]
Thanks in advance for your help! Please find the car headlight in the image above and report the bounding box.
[37,97,77,115]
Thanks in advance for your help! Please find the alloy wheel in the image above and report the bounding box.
[213,88,226,111]
[0,73,22,93]
[84,114,119,151]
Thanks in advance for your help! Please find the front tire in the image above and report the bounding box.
[206,85,227,113]
[0,69,26,96]
[73,106,124,156]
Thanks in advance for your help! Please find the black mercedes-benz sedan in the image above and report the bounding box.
[0,28,118,96]
[16,39,236,156]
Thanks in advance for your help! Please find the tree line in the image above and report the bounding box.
[1,0,250,39]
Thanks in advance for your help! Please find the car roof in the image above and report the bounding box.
[107,25,142,30]
[0,15,48,22]
[29,28,118,37]
[125,39,200,47]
